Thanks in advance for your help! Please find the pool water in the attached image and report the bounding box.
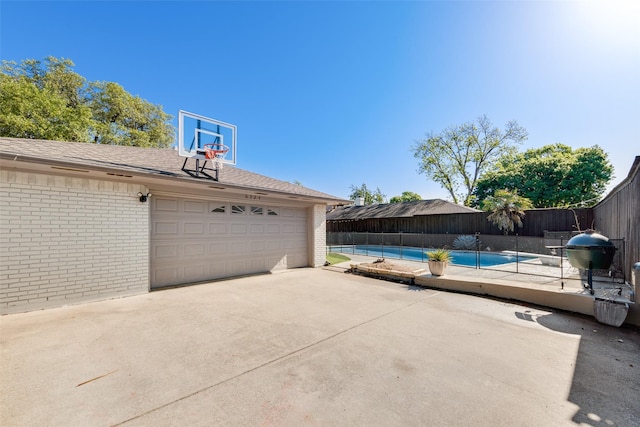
[328,245,534,268]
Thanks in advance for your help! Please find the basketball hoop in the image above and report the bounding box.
[203,143,229,172]
[203,143,229,160]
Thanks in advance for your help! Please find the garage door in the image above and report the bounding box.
[150,196,308,288]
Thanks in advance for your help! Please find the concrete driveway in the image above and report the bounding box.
[1,268,639,426]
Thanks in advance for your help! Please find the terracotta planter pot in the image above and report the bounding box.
[428,260,447,276]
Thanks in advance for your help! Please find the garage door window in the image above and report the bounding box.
[211,205,278,215]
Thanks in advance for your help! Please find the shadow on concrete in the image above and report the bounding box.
[517,310,640,426]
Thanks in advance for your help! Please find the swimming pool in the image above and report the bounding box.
[327,245,535,268]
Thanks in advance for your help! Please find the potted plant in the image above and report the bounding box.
[426,249,452,276]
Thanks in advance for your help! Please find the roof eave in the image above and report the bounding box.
[0,152,348,205]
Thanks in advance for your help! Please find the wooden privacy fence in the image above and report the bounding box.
[593,157,640,282]
[327,208,594,237]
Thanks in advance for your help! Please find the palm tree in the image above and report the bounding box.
[482,189,533,234]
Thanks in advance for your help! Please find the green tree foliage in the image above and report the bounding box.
[473,144,614,208]
[88,81,173,147]
[412,115,528,206]
[0,57,174,147]
[0,59,93,141]
[482,189,533,234]
[349,183,386,205]
[389,191,422,203]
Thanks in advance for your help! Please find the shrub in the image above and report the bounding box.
[453,235,479,250]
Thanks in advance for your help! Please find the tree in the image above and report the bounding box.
[482,189,533,234]
[389,191,421,203]
[0,57,174,147]
[412,115,528,206]
[473,144,613,208]
[349,183,386,205]
[88,81,174,147]
[0,58,93,141]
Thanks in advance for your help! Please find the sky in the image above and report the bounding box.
[1,0,638,202]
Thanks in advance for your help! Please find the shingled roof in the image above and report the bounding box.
[327,199,480,221]
[0,137,347,203]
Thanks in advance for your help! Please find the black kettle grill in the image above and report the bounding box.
[566,230,616,294]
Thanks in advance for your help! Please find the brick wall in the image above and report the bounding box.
[0,170,150,314]
[309,204,327,267]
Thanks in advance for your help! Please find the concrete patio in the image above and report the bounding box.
[1,267,639,426]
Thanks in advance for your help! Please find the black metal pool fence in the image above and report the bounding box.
[326,232,626,284]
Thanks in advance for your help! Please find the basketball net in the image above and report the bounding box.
[213,155,224,171]
[203,143,228,172]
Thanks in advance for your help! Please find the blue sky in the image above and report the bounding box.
[1,1,638,202]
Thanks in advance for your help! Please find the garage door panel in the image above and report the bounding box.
[250,258,266,271]
[184,200,206,213]
[228,260,249,276]
[229,241,248,254]
[184,223,205,234]
[153,243,179,258]
[231,224,247,234]
[288,254,307,268]
[155,198,178,212]
[266,224,281,233]
[208,263,227,278]
[209,223,227,234]
[282,224,296,233]
[182,262,207,281]
[293,241,307,250]
[184,243,205,256]
[250,224,264,233]
[151,198,308,288]
[251,241,265,252]
[155,222,178,235]
[209,242,226,254]
[267,256,287,270]
[266,240,280,250]
[153,266,180,285]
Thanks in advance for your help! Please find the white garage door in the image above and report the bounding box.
[150,196,308,288]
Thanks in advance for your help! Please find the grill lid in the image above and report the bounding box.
[566,230,615,249]
[565,230,616,271]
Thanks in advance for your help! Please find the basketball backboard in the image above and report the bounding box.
[178,110,237,165]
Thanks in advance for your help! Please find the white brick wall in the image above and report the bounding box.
[309,204,327,267]
[0,170,150,314]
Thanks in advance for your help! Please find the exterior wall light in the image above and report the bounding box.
[138,192,152,203]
